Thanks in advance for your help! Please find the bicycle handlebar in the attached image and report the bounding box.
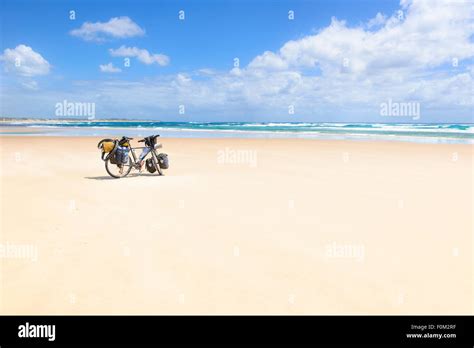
[138,134,160,143]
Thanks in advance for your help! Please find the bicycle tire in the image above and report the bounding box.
[105,156,132,178]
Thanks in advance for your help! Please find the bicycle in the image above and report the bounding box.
[104,135,167,178]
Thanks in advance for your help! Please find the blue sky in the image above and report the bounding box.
[1,0,473,122]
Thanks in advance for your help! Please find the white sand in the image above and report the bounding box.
[0,136,472,314]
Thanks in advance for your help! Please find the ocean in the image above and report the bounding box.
[1,120,473,144]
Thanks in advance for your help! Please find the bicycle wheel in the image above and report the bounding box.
[105,156,132,178]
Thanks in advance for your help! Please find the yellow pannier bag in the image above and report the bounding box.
[102,141,115,153]
[97,138,117,161]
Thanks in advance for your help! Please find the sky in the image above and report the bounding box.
[0,0,473,122]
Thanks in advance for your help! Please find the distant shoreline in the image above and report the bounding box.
[1,117,473,125]
[1,117,157,123]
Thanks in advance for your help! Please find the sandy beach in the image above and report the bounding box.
[0,135,472,314]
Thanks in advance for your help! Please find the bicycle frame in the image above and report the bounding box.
[128,146,142,165]
[128,144,162,174]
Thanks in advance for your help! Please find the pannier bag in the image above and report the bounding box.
[109,152,118,165]
[102,141,115,153]
[97,138,118,161]
[157,153,169,169]
[118,136,130,147]
[145,158,156,173]
[115,146,130,165]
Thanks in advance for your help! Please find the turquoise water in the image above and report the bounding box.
[1,121,473,144]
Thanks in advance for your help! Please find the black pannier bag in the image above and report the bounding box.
[158,153,169,169]
[109,152,118,164]
[145,158,156,173]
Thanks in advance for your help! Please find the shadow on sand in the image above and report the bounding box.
[85,173,162,180]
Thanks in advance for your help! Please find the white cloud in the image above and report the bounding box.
[367,12,387,28]
[109,46,169,66]
[175,73,191,85]
[70,17,145,42]
[103,0,473,120]
[3,0,473,122]
[197,68,217,76]
[99,62,122,73]
[248,51,288,71]
[0,44,50,77]
[20,80,39,90]
[249,0,473,76]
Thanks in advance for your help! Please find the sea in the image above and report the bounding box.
[1,120,473,144]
